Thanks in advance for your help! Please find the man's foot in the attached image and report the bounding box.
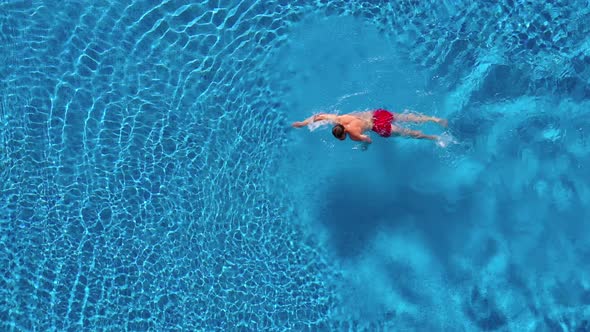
[435,118,448,128]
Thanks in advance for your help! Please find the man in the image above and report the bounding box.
[292,108,448,145]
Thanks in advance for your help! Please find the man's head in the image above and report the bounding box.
[332,124,346,140]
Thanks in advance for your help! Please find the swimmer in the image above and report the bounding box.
[292,109,448,145]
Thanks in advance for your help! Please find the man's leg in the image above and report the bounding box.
[391,124,439,141]
[395,112,447,127]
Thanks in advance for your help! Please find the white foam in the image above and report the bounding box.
[307,119,331,132]
[436,132,458,148]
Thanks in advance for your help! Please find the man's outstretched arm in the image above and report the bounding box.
[292,113,338,128]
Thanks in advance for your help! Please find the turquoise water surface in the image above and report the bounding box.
[2,0,590,331]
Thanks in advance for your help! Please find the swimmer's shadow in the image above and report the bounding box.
[317,175,470,261]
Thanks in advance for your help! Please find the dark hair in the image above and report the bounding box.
[332,124,345,140]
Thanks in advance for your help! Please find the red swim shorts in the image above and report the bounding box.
[371,109,395,137]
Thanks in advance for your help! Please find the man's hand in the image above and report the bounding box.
[360,134,372,143]
[291,115,319,128]
[292,113,340,128]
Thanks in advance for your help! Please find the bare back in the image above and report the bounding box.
[330,111,372,142]
[337,111,373,134]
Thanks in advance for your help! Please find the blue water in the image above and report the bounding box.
[2,0,590,331]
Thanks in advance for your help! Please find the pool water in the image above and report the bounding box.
[2,0,590,331]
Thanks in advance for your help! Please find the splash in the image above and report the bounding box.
[436,132,458,148]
